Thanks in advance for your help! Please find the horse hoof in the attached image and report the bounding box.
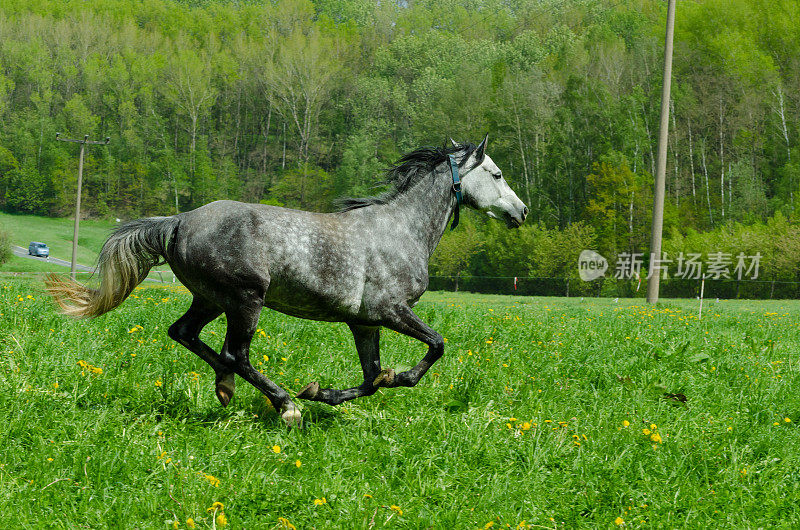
[296,381,320,400]
[372,368,395,388]
[215,375,235,407]
[281,406,303,428]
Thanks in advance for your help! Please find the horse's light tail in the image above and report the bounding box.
[45,216,178,318]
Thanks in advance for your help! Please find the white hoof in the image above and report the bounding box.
[281,406,303,428]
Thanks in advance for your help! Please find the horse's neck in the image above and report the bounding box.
[386,168,456,258]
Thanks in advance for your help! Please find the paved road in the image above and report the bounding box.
[12,246,95,272]
[11,245,172,284]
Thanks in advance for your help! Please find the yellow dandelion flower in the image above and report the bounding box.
[295,460,302,468]
[785,417,792,423]
[203,474,221,487]
[172,521,179,529]
[277,517,297,530]
[484,522,495,529]
[650,432,662,444]
[216,512,228,527]
[186,518,196,529]
[642,428,651,436]
[614,516,625,526]
[389,505,403,516]
[313,497,327,506]
[363,494,372,499]
[774,422,780,426]
[650,423,657,430]
[272,445,281,453]
[207,501,224,512]
[622,420,630,427]
[521,422,531,430]
[47,458,53,462]
[155,380,163,387]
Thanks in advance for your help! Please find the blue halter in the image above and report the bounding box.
[448,154,462,230]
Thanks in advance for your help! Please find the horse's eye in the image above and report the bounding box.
[492,172,502,180]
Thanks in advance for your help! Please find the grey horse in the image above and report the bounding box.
[47,136,528,425]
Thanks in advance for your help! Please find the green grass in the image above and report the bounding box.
[0,211,115,268]
[2,278,800,528]
[2,255,69,274]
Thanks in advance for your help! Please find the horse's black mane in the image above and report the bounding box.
[337,142,478,212]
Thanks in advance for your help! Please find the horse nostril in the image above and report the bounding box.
[522,206,529,219]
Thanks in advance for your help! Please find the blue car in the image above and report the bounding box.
[28,241,50,257]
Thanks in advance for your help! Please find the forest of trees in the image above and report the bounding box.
[1,0,799,284]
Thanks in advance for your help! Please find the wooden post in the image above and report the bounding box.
[71,139,86,281]
[699,277,705,320]
[646,0,676,304]
[56,133,111,280]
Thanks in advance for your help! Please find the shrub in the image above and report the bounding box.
[0,228,10,266]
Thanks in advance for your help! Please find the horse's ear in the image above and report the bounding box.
[475,133,488,162]
[449,137,459,148]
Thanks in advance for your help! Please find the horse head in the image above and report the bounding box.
[454,135,528,228]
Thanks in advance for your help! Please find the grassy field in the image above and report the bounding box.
[0,211,115,267]
[1,277,800,528]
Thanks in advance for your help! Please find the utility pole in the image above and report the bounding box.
[646,0,676,304]
[56,133,110,280]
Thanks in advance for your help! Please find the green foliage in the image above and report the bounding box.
[0,227,10,265]
[430,216,483,285]
[3,161,53,215]
[585,152,650,257]
[0,0,798,276]
[664,213,800,283]
[337,131,383,198]
[476,220,596,280]
[269,165,335,212]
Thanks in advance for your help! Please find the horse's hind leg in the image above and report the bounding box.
[296,324,382,406]
[167,298,235,406]
[219,297,301,426]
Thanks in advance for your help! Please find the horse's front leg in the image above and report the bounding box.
[374,304,444,388]
[296,324,383,406]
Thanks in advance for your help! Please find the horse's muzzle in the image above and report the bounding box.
[505,205,528,229]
